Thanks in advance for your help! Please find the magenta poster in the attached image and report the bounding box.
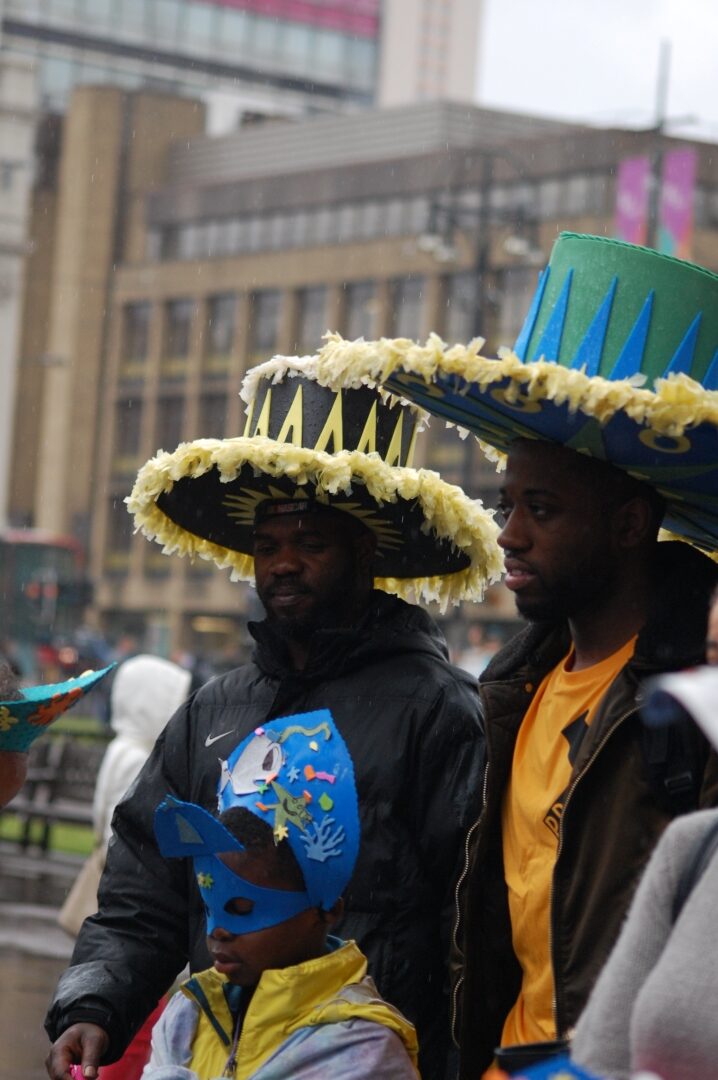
[658,148,698,259]
[614,156,651,245]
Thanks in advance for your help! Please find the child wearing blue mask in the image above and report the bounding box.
[143,710,419,1080]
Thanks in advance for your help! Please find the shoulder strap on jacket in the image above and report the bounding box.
[641,713,708,816]
[671,817,718,923]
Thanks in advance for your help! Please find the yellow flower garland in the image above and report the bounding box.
[316,332,718,444]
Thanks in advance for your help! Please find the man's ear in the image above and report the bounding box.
[613,495,655,549]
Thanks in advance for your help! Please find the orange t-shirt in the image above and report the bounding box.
[501,636,637,1046]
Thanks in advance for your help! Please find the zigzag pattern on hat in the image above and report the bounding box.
[516,264,718,390]
[518,259,716,390]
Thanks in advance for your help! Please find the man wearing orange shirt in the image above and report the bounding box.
[315,232,718,1074]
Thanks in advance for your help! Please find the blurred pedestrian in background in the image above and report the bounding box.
[58,653,192,1080]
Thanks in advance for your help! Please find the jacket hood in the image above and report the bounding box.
[110,654,192,749]
[250,590,451,680]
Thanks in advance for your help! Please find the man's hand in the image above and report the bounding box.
[45,1023,109,1080]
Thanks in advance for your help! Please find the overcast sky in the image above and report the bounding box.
[477,0,718,141]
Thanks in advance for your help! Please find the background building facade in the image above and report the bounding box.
[9,89,718,661]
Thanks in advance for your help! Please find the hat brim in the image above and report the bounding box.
[317,334,718,554]
[0,665,115,752]
[127,435,503,609]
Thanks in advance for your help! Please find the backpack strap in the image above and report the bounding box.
[671,817,718,923]
[641,710,709,816]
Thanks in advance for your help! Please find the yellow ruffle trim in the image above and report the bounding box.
[317,332,718,443]
[126,436,503,610]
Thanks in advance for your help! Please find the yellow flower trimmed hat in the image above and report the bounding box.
[127,354,503,609]
[317,233,718,553]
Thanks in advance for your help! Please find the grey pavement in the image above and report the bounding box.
[1,850,75,1080]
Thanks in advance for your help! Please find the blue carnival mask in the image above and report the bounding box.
[154,708,360,935]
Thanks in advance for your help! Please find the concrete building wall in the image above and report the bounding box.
[31,88,205,546]
[11,92,718,655]
[0,53,37,528]
[377,0,484,107]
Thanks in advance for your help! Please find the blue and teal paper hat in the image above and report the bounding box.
[0,665,115,752]
[155,709,360,928]
[316,234,718,553]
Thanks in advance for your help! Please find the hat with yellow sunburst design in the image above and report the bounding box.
[126,355,503,608]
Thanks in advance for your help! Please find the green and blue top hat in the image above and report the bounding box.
[0,665,115,752]
[127,354,502,610]
[316,234,718,553]
[154,709,360,934]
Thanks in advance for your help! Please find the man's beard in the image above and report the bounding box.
[515,559,617,624]
[258,567,360,644]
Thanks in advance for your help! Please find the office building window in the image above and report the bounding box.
[104,496,134,575]
[204,294,236,374]
[390,277,424,338]
[444,272,478,344]
[152,0,181,39]
[344,281,377,341]
[296,286,327,354]
[39,56,76,107]
[219,6,250,50]
[112,398,143,477]
[155,396,185,453]
[249,290,281,363]
[185,0,217,45]
[163,299,194,377]
[199,393,228,439]
[121,0,148,35]
[121,302,151,376]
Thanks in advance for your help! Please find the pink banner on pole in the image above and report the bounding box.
[614,156,651,245]
[658,148,698,260]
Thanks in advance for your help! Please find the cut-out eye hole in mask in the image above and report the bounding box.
[155,796,312,935]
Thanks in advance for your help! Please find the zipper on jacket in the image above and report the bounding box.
[549,706,637,1033]
[450,759,490,1044]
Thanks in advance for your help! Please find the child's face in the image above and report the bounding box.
[206,849,331,986]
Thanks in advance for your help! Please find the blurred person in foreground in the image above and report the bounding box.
[45,356,503,1080]
[0,661,112,808]
[315,233,718,1075]
[571,665,718,1079]
[140,712,418,1080]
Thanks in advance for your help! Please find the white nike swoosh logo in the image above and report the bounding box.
[205,730,233,747]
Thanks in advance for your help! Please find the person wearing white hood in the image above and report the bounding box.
[61,654,192,1080]
[93,655,192,848]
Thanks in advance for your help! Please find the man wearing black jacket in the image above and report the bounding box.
[45,355,502,1080]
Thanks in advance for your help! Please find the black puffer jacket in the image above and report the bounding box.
[46,592,483,1080]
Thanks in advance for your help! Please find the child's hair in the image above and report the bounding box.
[218,806,306,891]
[0,662,22,702]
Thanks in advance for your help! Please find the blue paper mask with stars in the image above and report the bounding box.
[154,709,360,935]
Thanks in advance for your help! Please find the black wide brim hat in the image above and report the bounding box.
[127,355,502,608]
[317,234,718,554]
